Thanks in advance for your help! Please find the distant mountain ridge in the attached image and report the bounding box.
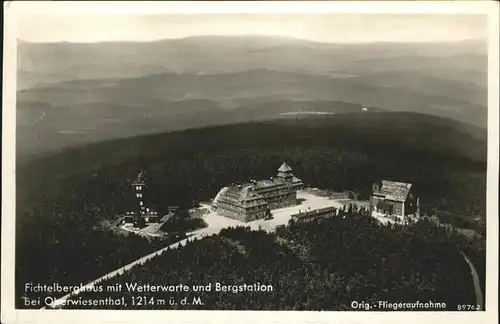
[18,68,487,128]
[17,35,488,157]
[18,35,487,89]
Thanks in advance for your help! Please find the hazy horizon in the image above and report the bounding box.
[18,33,487,45]
[17,14,487,44]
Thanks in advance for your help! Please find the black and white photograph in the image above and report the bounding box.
[2,1,499,324]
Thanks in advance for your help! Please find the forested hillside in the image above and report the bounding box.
[16,99,378,159]
[64,213,484,310]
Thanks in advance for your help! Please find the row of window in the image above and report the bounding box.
[267,194,292,201]
[245,205,267,212]
[217,202,245,213]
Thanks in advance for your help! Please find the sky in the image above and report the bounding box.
[16,12,487,44]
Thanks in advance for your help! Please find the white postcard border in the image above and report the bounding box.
[2,2,499,324]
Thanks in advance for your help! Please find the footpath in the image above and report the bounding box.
[460,251,484,310]
[43,227,219,309]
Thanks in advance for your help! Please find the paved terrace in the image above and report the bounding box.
[200,190,346,233]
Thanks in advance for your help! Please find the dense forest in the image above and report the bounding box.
[63,211,484,310]
[16,113,487,308]
[16,210,185,307]
[159,209,208,233]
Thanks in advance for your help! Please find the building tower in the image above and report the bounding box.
[277,162,293,183]
[132,171,147,214]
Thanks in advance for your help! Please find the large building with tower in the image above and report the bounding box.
[212,162,304,222]
[123,171,159,225]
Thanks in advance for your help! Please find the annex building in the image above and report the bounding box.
[369,180,420,217]
[212,162,304,222]
[291,206,338,223]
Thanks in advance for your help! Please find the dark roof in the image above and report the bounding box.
[278,162,293,172]
[291,206,337,219]
[254,179,278,188]
[376,180,412,202]
[213,186,267,206]
[253,177,287,189]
